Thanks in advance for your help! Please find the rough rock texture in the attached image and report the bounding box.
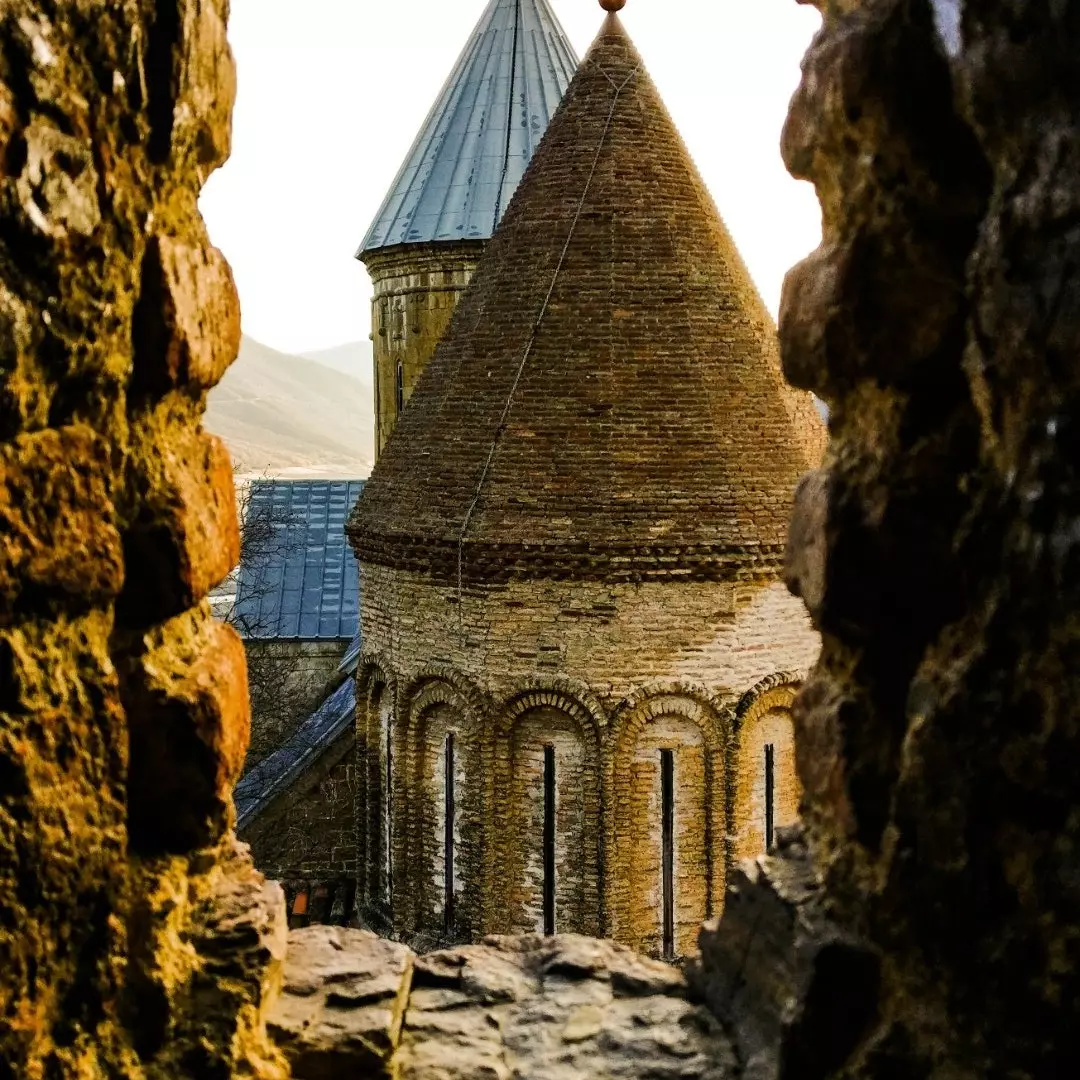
[694,0,1080,1076]
[272,927,735,1079]
[0,3,286,1076]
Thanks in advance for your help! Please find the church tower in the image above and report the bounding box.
[357,0,577,460]
[349,3,826,958]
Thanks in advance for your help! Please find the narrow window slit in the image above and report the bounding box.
[543,745,556,936]
[661,748,675,959]
[765,742,775,852]
[384,715,393,902]
[444,732,455,932]
[396,361,404,414]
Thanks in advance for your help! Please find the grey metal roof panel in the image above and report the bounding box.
[234,676,356,829]
[339,631,363,675]
[233,479,365,642]
[358,0,578,255]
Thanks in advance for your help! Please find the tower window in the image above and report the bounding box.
[444,732,456,932]
[661,748,675,959]
[543,745,556,935]
[765,743,775,852]
[395,361,404,414]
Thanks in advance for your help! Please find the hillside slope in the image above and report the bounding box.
[205,336,374,478]
[300,341,372,380]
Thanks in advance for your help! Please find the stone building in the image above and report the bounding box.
[348,8,826,958]
[356,0,577,461]
[231,480,364,926]
[232,478,363,760]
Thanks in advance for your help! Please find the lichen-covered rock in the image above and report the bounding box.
[268,927,413,1078]
[272,931,735,1079]
[727,0,1080,1076]
[0,2,286,1076]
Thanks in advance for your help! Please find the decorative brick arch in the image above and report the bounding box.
[606,684,728,959]
[497,677,607,741]
[731,673,804,865]
[356,651,394,701]
[403,666,490,732]
[609,681,728,751]
[355,654,396,911]
[487,679,605,938]
[733,671,804,733]
[395,668,490,942]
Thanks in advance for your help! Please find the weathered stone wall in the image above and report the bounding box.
[244,638,348,768]
[362,243,483,461]
[271,928,735,1080]
[356,565,812,955]
[243,731,357,882]
[696,2,1080,1077]
[0,2,285,1077]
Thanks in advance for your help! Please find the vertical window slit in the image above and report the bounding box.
[396,360,405,415]
[444,732,455,932]
[384,716,393,902]
[661,748,675,959]
[543,745,556,936]
[765,743,775,852]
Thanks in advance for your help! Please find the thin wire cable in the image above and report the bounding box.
[455,62,642,622]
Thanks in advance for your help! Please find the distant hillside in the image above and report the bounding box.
[300,341,373,381]
[205,336,374,479]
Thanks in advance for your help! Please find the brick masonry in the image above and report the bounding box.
[362,243,483,462]
[348,14,826,960]
[355,568,818,957]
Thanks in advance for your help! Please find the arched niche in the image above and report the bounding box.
[733,678,801,862]
[608,690,726,959]
[397,675,486,943]
[491,688,603,938]
[355,659,394,912]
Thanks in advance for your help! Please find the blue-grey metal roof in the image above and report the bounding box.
[234,676,356,829]
[358,0,578,255]
[233,480,364,641]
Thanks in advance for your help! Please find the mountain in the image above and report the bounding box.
[205,336,374,479]
[299,340,373,381]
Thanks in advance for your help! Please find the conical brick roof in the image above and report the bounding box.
[350,13,825,585]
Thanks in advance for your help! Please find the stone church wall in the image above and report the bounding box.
[357,564,817,954]
[359,567,818,698]
[243,732,357,883]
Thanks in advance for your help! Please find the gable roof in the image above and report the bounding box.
[233,480,364,641]
[349,14,825,585]
[358,0,578,255]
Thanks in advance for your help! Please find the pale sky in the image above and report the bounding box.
[199,0,823,356]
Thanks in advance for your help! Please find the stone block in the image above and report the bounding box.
[125,611,250,853]
[0,425,123,616]
[121,423,239,625]
[268,926,412,1079]
[131,232,241,398]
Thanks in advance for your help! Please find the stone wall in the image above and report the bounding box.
[695,2,1080,1076]
[0,2,285,1076]
[242,730,357,882]
[360,567,818,698]
[362,243,483,461]
[244,638,348,768]
[357,565,814,955]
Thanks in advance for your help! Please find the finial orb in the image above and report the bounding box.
[599,0,626,11]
